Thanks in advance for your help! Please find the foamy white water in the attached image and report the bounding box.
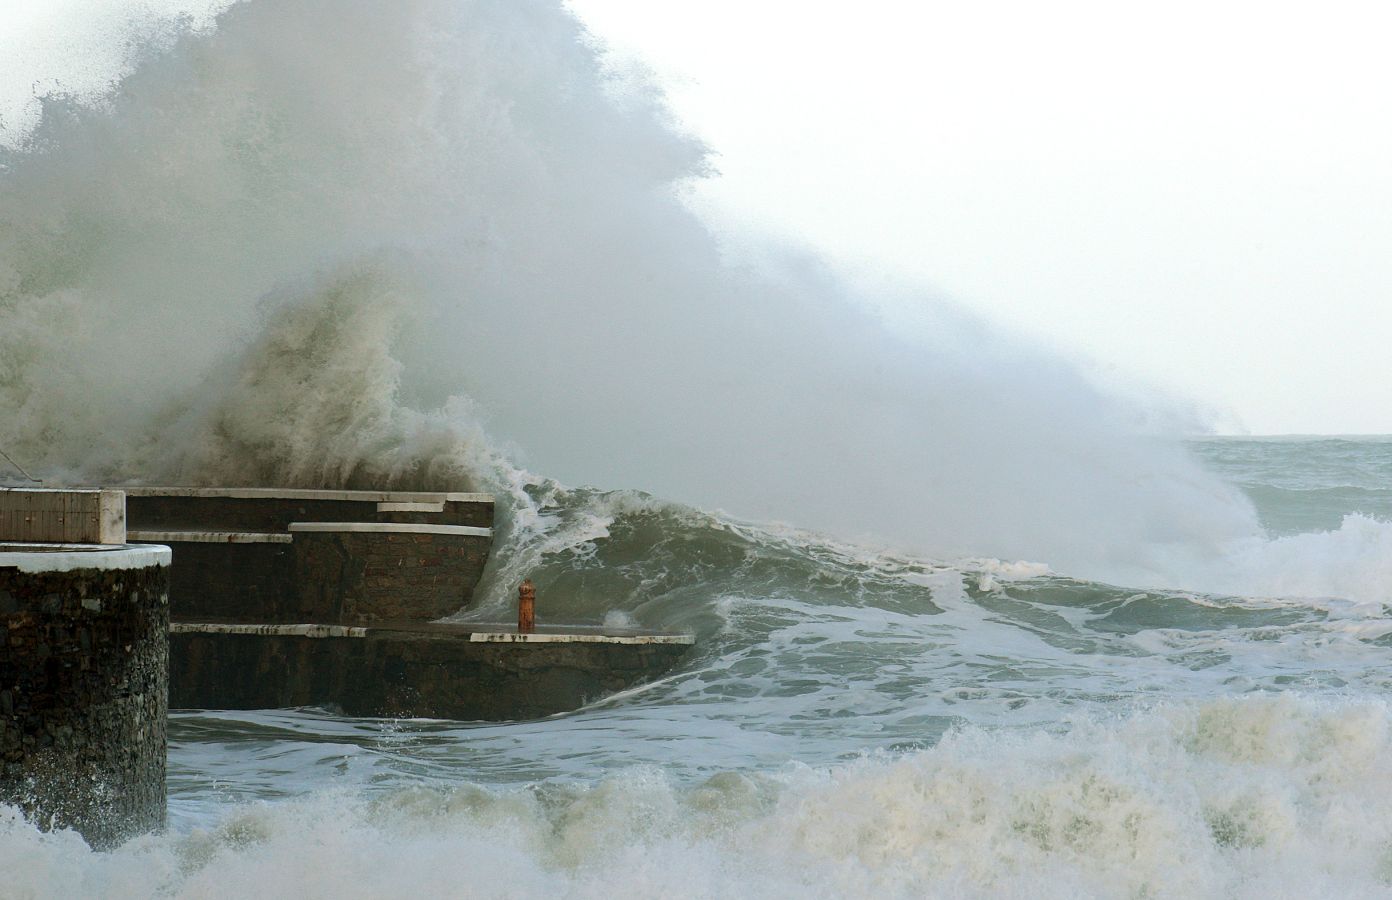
[7,696,1392,899]
[3,1,1392,896]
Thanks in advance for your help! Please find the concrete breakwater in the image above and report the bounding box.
[0,539,170,849]
[123,487,495,625]
[1,484,693,847]
[123,487,694,719]
[170,622,693,719]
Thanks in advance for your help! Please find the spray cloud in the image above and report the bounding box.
[0,0,1265,586]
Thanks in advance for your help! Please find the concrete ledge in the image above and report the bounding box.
[288,522,492,538]
[376,501,445,513]
[0,543,171,573]
[464,629,696,646]
[129,530,293,544]
[169,620,695,645]
[119,486,493,504]
[172,622,366,638]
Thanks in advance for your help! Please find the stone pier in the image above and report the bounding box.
[0,489,170,848]
[121,487,694,720]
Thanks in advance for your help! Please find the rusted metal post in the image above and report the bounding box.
[518,578,535,633]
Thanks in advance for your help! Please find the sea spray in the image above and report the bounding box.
[0,0,1270,589]
[3,7,1392,897]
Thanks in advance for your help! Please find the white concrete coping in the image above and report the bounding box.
[0,543,171,573]
[115,486,493,504]
[465,630,696,645]
[288,522,492,538]
[376,501,445,513]
[171,622,366,638]
[168,620,694,645]
[129,530,293,544]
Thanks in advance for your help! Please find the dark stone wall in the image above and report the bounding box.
[132,530,487,624]
[127,495,493,531]
[293,531,491,624]
[0,560,169,848]
[170,628,691,720]
[126,492,495,625]
[163,542,294,623]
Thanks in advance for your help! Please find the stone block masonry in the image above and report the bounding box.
[153,538,294,623]
[123,488,496,623]
[124,487,493,531]
[170,622,694,719]
[110,486,695,723]
[0,544,170,848]
[290,524,492,624]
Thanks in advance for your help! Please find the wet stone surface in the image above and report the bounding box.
[0,561,169,848]
[171,627,692,720]
[294,530,491,624]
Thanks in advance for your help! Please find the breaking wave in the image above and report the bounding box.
[1,0,1283,590]
[6,696,1392,899]
[3,5,1392,896]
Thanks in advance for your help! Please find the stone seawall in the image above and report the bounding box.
[124,488,496,623]
[104,486,695,724]
[125,488,494,531]
[170,623,694,720]
[0,545,170,848]
[291,525,492,624]
[157,538,294,623]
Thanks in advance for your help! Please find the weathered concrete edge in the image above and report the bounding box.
[288,522,492,538]
[0,544,171,573]
[464,631,695,645]
[376,501,444,513]
[116,486,494,504]
[129,530,294,544]
[171,621,696,645]
[172,622,366,637]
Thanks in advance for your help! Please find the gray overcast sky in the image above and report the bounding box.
[6,0,1391,433]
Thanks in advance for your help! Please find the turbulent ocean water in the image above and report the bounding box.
[3,1,1391,896]
[3,439,1390,898]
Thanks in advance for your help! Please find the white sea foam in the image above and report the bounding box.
[5,695,1392,899]
[1210,514,1392,607]
[4,7,1392,898]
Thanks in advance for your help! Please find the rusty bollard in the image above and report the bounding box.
[518,578,536,633]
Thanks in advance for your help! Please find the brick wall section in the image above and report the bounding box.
[163,542,295,623]
[127,495,492,531]
[170,630,691,720]
[293,531,490,624]
[0,561,168,848]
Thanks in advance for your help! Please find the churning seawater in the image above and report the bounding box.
[3,1,1391,895]
[7,438,1392,898]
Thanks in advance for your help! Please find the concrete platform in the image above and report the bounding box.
[169,620,695,720]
